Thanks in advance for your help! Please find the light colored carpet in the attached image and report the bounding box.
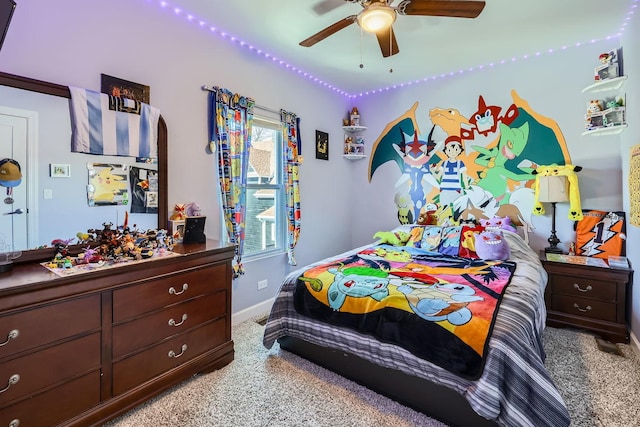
[104,319,640,427]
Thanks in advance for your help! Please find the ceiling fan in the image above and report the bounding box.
[301,0,486,58]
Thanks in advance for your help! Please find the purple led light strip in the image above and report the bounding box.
[146,0,637,99]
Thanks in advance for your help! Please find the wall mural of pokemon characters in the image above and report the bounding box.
[368,90,572,232]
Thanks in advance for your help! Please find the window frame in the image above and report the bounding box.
[221,115,286,261]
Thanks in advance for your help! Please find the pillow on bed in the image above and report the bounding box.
[438,225,463,256]
[373,230,411,246]
[405,226,424,248]
[458,224,485,258]
[419,226,443,251]
[474,230,511,260]
[479,216,517,233]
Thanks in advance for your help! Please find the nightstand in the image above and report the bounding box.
[541,255,633,343]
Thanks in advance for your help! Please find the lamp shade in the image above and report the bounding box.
[537,175,569,203]
[357,4,396,33]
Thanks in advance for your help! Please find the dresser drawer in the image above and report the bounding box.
[113,291,227,359]
[0,295,100,360]
[552,295,617,322]
[0,371,100,427]
[113,264,227,322]
[0,332,101,407]
[113,318,226,395]
[548,274,616,301]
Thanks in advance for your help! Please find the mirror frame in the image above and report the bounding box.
[0,71,168,263]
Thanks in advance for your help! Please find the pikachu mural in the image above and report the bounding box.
[368,90,572,231]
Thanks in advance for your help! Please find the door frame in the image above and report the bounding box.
[0,105,39,249]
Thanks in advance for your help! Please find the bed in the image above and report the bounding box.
[263,227,571,427]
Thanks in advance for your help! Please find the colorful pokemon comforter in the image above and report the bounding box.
[292,244,516,380]
[264,231,570,427]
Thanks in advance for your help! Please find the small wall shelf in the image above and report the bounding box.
[343,125,367,158]
[343,154,367,160]
[582,124,628,136]
[581,76,627,93]
[342,125,367,133]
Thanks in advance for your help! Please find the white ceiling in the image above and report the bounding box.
[167,0,633,95]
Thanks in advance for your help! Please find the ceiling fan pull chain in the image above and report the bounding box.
[389,30,393,73]
[359,25,364,69]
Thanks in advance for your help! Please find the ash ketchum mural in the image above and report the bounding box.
[368,90,572,232]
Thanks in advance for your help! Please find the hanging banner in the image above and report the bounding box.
[629,144,640,227]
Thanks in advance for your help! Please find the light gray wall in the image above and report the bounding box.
[621,11,640,348]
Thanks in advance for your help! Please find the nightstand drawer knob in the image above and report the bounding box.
[573,303,592,313]
[573,283,593,293]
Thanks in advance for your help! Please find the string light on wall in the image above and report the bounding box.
[146,0,637,100]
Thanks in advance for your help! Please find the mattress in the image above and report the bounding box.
[263,231,570,427]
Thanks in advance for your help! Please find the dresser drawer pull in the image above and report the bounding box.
[0,329,19,347]
[169,283,188,296]
[8,419,19,427]
[573,283,593,293]
[573,303,592,313]
[168,344,187,359]
[0,374,20,394]
[168,314,188,327]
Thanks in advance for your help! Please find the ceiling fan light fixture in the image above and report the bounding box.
[357,4,396,33]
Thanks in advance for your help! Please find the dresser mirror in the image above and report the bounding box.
[0,71,168,262]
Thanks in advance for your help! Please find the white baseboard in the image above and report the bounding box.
[630,330,640,357]
[232,298,275,327]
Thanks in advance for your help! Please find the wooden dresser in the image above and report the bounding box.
[0,240,234,426]
[541,256,633,343]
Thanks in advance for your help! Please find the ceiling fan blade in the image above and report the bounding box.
[299,15,357,47]
[376,26,399,58]
[397,0,486,18]
[312,0,346,15]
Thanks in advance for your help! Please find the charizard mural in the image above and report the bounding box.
[368,90,572,230]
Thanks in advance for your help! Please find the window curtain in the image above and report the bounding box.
[209,88,254,278]
[280,110,301,265]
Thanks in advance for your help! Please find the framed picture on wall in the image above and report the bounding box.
[315,130,329,161]
[50,163,71,178]
[101,74,150,104]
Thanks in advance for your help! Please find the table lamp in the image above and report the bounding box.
[537,175,570,254]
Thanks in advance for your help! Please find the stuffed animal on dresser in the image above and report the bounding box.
[170,203,187,220]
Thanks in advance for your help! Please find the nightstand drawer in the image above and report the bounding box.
[549,275,616,301]
[552,295,617,322]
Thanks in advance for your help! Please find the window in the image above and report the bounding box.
[243,117,285,258]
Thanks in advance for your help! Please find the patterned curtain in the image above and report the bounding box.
[209,88,254,278]
[280,110,302,265]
